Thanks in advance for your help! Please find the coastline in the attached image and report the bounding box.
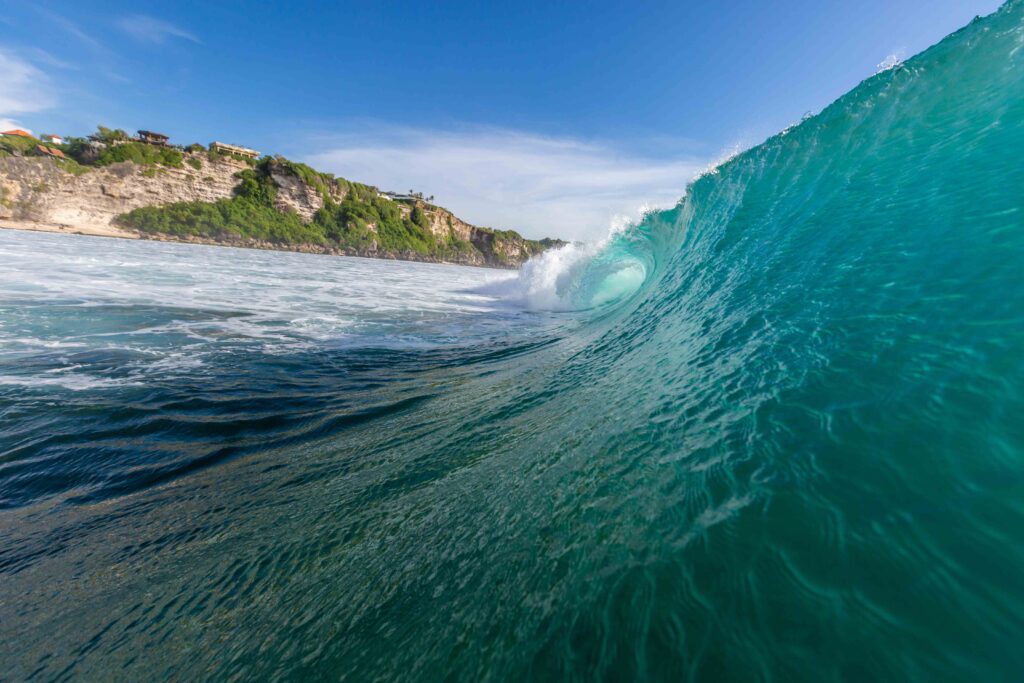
[0,219,526,268]
[1,152,561,270]
[0,218,139,240]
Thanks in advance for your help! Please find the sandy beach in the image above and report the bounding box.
[0,219,140,240]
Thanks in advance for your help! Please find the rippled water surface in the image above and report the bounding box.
[4,3,1024,680]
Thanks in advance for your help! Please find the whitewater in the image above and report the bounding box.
[3,2,1024,679]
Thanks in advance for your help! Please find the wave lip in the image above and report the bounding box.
[493,206,683,312]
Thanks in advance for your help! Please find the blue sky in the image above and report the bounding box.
[0,0,1003,239]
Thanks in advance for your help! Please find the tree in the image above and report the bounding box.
[95,126,129,143]
[410,206,430,229]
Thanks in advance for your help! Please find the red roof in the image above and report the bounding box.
[37,145,66,159]
[2,129,33,138]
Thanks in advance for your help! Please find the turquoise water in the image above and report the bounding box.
[3,3,1024,679]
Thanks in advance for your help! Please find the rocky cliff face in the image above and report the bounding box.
[0,154,562,268]
[386,200,545,267]
[0,154,340,230]
[267,164,347,222]
[0,153,245,229]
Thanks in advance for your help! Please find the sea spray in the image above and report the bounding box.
[485,228,649,310]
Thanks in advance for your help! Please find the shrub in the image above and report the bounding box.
[208,148,257,166]
[94,126,129,143]
[118,197,324,245]
[0,132,39,155]
[94,141,183,168]
[411,206,431,230]
[234,167,277,206]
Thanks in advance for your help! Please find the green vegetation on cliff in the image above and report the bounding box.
[0,133,40,156]
[1,131,90,175]
[93,142,184,168]
[116,177,323,245]
[207,148,258,167]
[115,158,553,265]
[2,123,563,266]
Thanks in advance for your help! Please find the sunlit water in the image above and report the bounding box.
[4,3,1024,679]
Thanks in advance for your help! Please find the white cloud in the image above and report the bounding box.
[23,47,78,71]
[28,10,129,83]
[117,15,200,45]
[0,119,30,134]
[306,127,705,241]
[37,10,106,53]
[0,49,54,125]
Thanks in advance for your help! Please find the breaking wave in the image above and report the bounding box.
[3,3,1024,680]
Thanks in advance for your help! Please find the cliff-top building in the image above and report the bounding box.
[209,141,260,159]
[138,130,169,145]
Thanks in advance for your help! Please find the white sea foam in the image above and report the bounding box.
[876,52,906,73]
[694,142,745,180]
[0,374,142,391]
[483,210,653,312]
[0,230,535,389]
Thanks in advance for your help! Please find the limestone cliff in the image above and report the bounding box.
[0,153,244,230]
[267,163,347,222]
[0,154,563,268]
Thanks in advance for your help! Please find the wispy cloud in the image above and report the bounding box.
[0,49,55,126]
[117,15,200,45]
[22,47,79,71]
[38,10,106,53]
[29,9,130,83]
[307,126,705,241]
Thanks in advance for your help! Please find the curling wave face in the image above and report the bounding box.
[4,3,1024,680]
[476,207,675,313]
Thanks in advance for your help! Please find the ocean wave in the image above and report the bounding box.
[3,3,1024,680]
